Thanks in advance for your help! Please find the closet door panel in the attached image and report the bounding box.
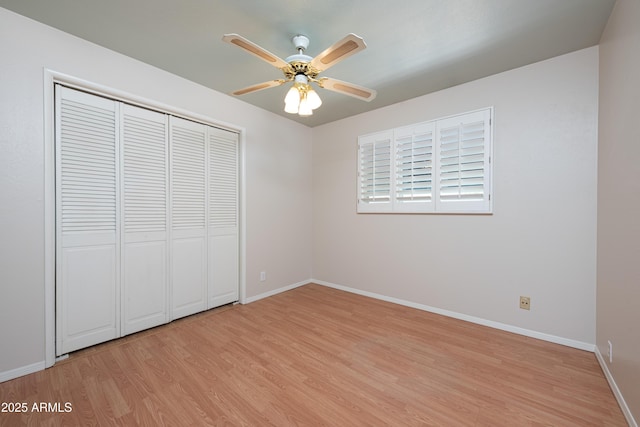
[172,235,207,316]
[170,117,208,319]
[122,240,167,334]
[121,105,169,335]
[56,86,119,355]
[208,127,239,308]
[60,244,117,353]
[209,231,238,307]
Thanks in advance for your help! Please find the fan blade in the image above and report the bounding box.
[222,34,290,69]
[310,34,367,72]
[231,80,286,96]
[318,78,377,102]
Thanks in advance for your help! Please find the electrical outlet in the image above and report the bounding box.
[607,340,613,363]
[260,271,266,282]
[519,296,531,310]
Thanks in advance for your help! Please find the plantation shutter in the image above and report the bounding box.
[356,108,492,214]
[55,86,119,355]
[436,110,491,212]
[208,127,239,308]
[394,122,435,212]
[121,104,169,335]
[357,130,392,212]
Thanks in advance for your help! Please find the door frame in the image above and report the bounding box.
[43,69,247,367]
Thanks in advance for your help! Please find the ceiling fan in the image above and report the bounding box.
[222,33,377,116]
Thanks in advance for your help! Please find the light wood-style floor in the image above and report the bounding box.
[0,284,627,426]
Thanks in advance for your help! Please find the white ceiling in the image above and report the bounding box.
[0,0,615,127]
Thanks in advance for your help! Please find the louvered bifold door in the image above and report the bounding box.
[208,127,239,308]
[170,117,208,320]
[394,122,435,212]
[55,86,119,355]
[436,109,492,213]
[357,131,393,212]
[121,104,169,335]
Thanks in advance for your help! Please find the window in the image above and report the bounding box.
[358,108,492,214]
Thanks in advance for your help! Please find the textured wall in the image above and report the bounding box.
[597,0,640,422]
[312,47,599,346]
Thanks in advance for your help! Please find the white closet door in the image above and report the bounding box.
[170,117,207,319]
[208,127,239,308]
[55,86,119,355]
[121,105,169,335]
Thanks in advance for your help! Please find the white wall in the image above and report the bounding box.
[0,8,312,377]
[597,0,640,422]
[312,47,599,346]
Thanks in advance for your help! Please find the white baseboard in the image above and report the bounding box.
[0,360,46,383]
[312,279,595,352]
[595,346,638,427]
[242,279,310,304]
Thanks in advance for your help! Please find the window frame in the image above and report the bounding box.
[357,108,493,214]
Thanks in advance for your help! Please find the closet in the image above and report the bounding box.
[55,85,239,356]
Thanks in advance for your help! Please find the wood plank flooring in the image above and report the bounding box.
[0,284,627,426]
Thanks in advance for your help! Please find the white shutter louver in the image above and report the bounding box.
[59,94,117,233]
[436,110,491,212]
[358,131,392,212]
[171,123,206,230]
[439,122,484,200]
[357,108,492,214]
[209,129,238,229]
[394,123,435,212]
[123,107,167,233]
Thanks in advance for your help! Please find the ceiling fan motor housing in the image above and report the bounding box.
[292,34,310,52]
[283,35,319,80]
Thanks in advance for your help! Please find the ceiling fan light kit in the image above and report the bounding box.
[222,32,376,117]
[284,74,322,116]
